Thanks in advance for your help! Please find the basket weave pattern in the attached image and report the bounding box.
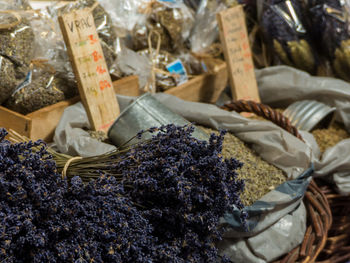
[221,100,332,263]
[316,183,350,263]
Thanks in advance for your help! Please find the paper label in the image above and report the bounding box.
[166,59,188,86]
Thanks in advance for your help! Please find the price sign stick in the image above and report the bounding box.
[217,5,261,103]
[59,8,120,132]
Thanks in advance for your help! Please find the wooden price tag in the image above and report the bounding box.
[58,9,120,132]
[217,5,261,102]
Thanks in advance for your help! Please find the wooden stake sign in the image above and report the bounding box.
[217,5,261,102]
[58,9,120,132]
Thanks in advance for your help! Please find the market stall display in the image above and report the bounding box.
[4,0,350,262]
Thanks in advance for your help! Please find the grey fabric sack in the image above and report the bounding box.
[257,65,350,195]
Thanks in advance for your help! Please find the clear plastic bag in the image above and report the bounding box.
[189,0,235,53]
[308,0,350,81]
[24,8,79,100]
[98,0,149,32]
[184,0,201,11]
[261,0,318,74]
[47,0,117,69]
[0,56,18,104]
[0,11,34,68]
[4,63,67,115]
[131,1,195,52]
[138,48,179,91]
[115,48,152,90]
[0,1,35,104]
[0,0,31,10]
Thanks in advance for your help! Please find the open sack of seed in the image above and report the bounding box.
[256,65,350,195]
[53,93,313,262]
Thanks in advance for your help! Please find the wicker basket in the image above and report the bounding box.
[315,182,350,263]
[221,100,333,263]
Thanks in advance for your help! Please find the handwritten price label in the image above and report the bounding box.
[217,5,260,102]
[59,8,120,132]
[96,65,107,75]
[89,34,98,44]
[92,51,102,62]
[99,80,111,91]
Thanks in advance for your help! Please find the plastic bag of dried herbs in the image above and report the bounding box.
[138,48,204,91]
[4,62,68,115]
[0,10,34,69]
[307,0,350,81]
[47,0,117,70]
[256,65,350,195]
[97,0,148,32]
[53,93,313,262]
[0,4,36,103]
[0,0,31,9]
[114,46,204,92]
[0,56,19,104]
[189,0,237,53]
[261,0,318,74]
[28,8,79,99]
[131,0,195,52]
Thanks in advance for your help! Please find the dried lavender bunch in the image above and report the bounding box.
[0,129,155,262]
[45,175,157,263]
[261,0,317,73]
[116,124,246,262]
[2,126,244,262]
[0,128,67,262]
[308,0,350,80]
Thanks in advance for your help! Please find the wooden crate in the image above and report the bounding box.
[165,59,228,103]
[112,59,228,103]
[0,76,140,141]
[0,59,227,142]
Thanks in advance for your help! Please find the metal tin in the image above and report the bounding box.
[283,100,336,131]
[108,93,209,147]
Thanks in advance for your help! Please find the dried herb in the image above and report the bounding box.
[312,122,350,153]
[0,16,34,67]
[132,2,194,52]
[5,70,67,115]
[0,56,18,104]
[201,127,287,206]
[261,0,317,73]
[308,0,350,81]
[0,15,35,104]
[87,130,109,143]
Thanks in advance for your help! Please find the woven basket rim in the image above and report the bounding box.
[221,100,333,263]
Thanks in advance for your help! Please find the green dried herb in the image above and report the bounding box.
[0,17,35,67]
[0,56,18,104]
[0,16,34,104]
[87,130,110,143]
[156,8,185,50]
[5,71,66,114]
[312,122,350,153]
[132,2,193,52]
[201,127,287,206]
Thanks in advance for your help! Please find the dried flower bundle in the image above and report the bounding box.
[4,125,246,262]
